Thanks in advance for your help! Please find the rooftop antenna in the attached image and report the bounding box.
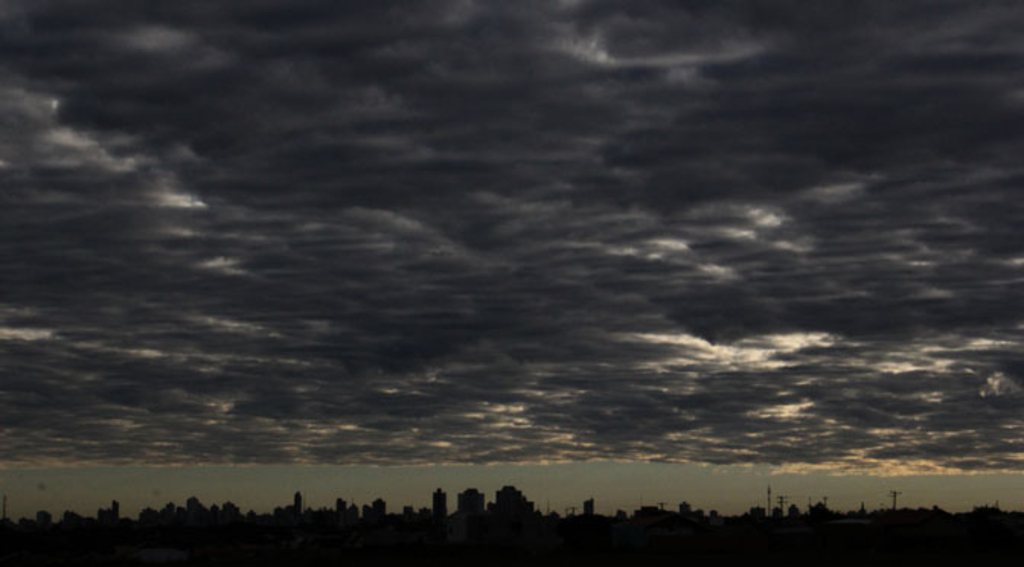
[889,491,902,511]
[823,496,828,509]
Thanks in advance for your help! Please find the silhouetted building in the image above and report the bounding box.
[633,506,664,520]
[61,510,83,529]
[494,486,533,518]
[345,503,359,526]
[97,500,120,527]
[433,488,448,521]
[293,491,303,521]
[186,497,207,526]
[807,502,840,524]
[361,498,387,524]
[220,501,242,524]
[274,505,294,526]
[335,498,346,524]
[138,507,160,526]
[584,498,595,516]
[35,510,52,529]
[457,488,485,515]
[159,502,179,525]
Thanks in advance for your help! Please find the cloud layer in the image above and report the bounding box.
[2,0,1023,472]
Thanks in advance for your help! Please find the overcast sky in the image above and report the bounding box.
[2,0,1024,495]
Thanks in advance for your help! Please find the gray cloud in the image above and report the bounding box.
[1,0,1023,473]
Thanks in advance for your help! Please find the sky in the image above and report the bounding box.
[2,1,1024,517]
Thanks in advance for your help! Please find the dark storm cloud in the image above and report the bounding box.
[2,0,1023,472]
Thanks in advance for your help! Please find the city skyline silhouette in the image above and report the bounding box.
[2,463,1022,522]
[5,481,1024,563]
[0,483,973,525]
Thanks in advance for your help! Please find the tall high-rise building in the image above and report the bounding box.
[457,488,485,515]
[583,498,594,516]
[220,501,242,524]
[494,486,533,518]
[35,510,52,529]
[97,500,120,527]
[432,488,447,521]
[293,492,303,517]
[62,510,84,529]
[345,503,359,525]
[372,497,386,519]
[185,497,205,526]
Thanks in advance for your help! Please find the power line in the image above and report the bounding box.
[889,490,902,510]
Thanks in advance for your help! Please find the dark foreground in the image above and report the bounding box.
[5,507,1024,566]
[2,546,1024,567]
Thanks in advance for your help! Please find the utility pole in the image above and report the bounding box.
[889,491,902,511]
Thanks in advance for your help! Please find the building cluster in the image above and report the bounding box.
[5,487,1024,555]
